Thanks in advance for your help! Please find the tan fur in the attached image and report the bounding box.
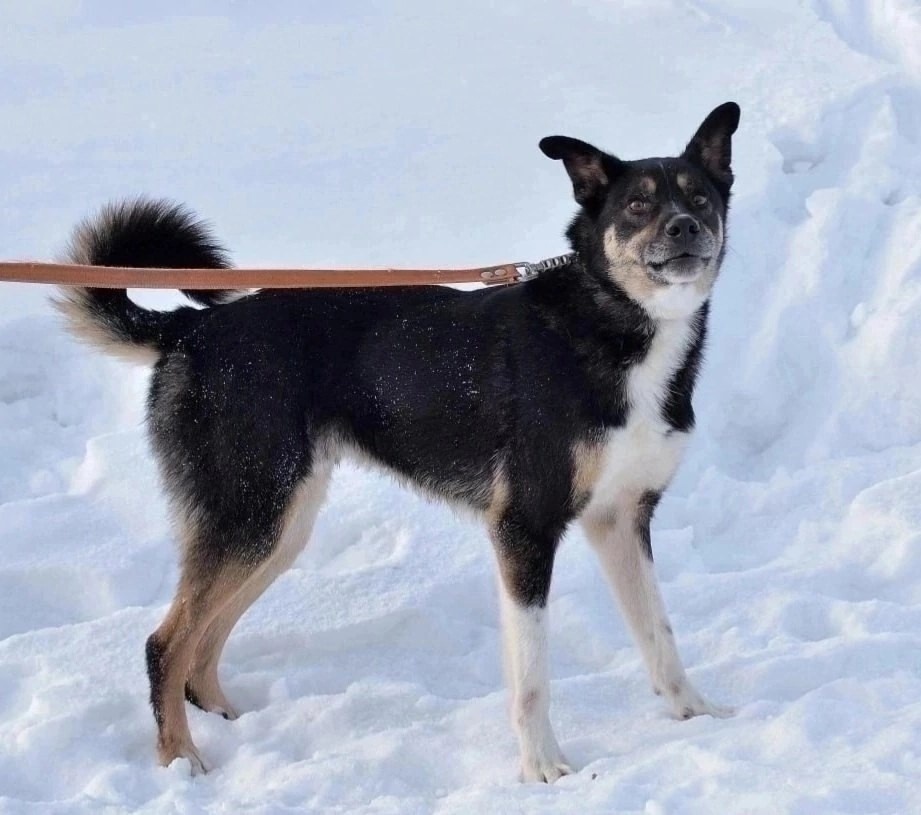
[602,222,720,318]
[149,562,251,773]
[51,288,160,365]
[485,464,510,523]
[185,469,331,720]
[52,222,160,364]
[153,468,331,771]
[571,438,605,507]
[603,221,664,302]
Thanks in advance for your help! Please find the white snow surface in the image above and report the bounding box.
[2,1,921,813]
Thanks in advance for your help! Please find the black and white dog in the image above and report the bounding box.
[55,102,740,782]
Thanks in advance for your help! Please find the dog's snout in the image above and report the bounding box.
[664,214,700,241]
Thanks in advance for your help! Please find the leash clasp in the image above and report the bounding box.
[514,261,542,282]
[479,253,577,286]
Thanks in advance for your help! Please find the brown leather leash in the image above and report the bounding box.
[0,253,575,290]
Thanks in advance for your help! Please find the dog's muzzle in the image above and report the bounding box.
[647,253,710,284]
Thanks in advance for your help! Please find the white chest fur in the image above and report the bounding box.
[583,314,699,515]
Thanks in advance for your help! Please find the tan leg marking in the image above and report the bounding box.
[148,563,252,774]
[485,464,510,524]
[185,470,331,721]
[571,438,604,508]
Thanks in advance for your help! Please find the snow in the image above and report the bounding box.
[2,0,921,812]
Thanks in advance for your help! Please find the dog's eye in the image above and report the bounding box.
[627,199,649,213]
[692,194,709,207]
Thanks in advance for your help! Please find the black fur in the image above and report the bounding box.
[81,199,233,305]
[63,109,739,597]
[145,632,167,728]
[141,264,692,573]
[635,490,663,561]
[663,303,708,432]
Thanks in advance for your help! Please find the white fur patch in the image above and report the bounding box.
[582,508,731,720]
[497,593,571,783]
[644,281,710,321]
[583,313,698,517]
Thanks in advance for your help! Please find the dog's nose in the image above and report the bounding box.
[664,214,701,240]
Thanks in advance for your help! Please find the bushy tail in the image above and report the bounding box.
[52,198,234,364]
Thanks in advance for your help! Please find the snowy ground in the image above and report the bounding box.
[2,1,921,813]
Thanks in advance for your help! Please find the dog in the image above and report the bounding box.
[54,102,740,782]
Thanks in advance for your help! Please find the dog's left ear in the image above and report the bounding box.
[539,136,620,209]
[682,102,741,189]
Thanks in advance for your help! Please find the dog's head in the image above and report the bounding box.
[540,102,740,319]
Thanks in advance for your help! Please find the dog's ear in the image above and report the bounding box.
[682,102,740,189]
[539,136,620,208]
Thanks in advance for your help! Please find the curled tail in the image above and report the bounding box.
[52,198,234,364]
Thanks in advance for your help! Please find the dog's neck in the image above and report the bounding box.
[557,218,711,328]
[527,243,707,433]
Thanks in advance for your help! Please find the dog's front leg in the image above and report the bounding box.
[491,513,571,783]
[582,492,732,720]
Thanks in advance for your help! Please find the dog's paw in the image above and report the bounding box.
[185,681,240,720]
[185,750,211,777]
[159,739,211,776]
[520,750,573,783]
[674,700,735,720]
[667,682,734,721]
[202,699,239,721]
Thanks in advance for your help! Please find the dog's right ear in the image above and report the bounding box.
[539,136,620,209]
[682,102,740,191]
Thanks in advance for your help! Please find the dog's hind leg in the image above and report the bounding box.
[145,547,256,774]
[490,511,571,783]
[184,468,332,719]
[581,492,733,720]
